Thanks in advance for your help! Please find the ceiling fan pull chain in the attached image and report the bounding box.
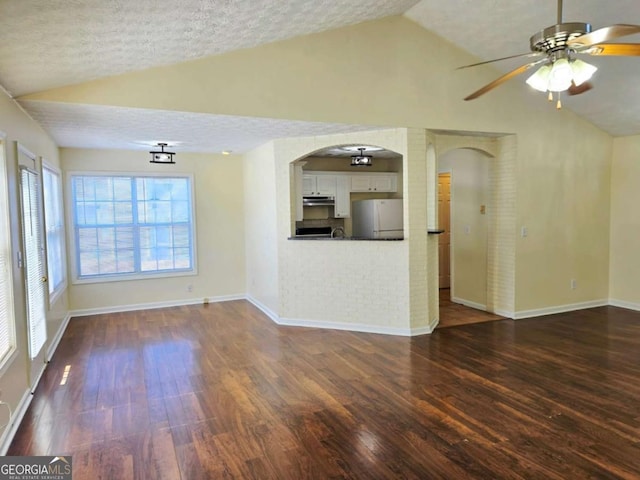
[548,91,554,102]
[556,93,563,109]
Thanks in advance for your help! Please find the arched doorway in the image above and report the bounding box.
[439,147,492,308]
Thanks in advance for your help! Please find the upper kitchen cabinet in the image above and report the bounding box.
[334,175,350,218]
[350,173,398,193]
[302,174,337,196]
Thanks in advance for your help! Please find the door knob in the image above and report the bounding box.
[41,276,48,283]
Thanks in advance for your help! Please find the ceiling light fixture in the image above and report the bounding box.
[525,54,597,108]
[351,147,373,167]
[149,143,176,164]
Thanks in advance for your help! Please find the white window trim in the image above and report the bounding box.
[65,170,198,285]
[42,161,67,305]
[0,133,17,374]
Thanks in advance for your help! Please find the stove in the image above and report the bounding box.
[295,226,332,237]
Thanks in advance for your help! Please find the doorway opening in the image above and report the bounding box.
[437,146,506,328]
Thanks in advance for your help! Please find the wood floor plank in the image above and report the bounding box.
[7,301,640,479]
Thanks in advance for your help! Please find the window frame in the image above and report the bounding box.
[42,162,67,305]
[0,134,17,374]
[66,171,198,284]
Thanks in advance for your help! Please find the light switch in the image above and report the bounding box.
[464,225,471,235]
[521,226,528,238]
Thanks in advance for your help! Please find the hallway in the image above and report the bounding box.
[438,288,505,328]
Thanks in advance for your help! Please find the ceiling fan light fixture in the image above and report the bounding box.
[526,64,552,92]
[547,58,573,92]
[570,58,598,86]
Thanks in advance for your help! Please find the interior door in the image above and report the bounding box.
[438,173,451,289]
[19,160,48,388]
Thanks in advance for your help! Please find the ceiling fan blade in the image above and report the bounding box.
[567,81,593,96]
[568,24,640,49]
[464,59,547,101]
[457,52,543,70]
[585,43,640,56]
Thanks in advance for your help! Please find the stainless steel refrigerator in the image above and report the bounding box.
[351,199,403,239]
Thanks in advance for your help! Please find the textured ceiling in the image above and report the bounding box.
[1,0,640,155]
[21,101,381,154]
[405,0,640,136]
[0,0,419,97]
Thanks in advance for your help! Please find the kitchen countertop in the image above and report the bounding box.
[288,236,404,241]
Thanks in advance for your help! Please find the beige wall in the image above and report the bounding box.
[514,127,611,313]
[0,89,65,449]
[61,148,246,312]
[243,142,279,314]
[439,148,490,308]
[24,14,614,314]
[610,135,640,307]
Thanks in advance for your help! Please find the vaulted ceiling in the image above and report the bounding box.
[2,0,639,153]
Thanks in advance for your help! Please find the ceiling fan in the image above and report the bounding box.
[460,0,640,108]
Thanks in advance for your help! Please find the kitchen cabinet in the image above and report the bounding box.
[334,175,350,218]
[350,173,397,193]
[302,174,336,196]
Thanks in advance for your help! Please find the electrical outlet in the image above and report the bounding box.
[571,279,577,290]
[186,284,193,292]
[203,297,210,305]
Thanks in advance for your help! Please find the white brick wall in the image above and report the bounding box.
[274,129,414,332]
[491,135,517,315]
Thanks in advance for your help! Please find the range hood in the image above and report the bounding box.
[303,196,335,207]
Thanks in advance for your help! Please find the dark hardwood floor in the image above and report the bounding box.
[438,288,505,328]
[9,301,640,479]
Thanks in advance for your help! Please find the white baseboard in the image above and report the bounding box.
[277,316,422,337]
[413,323,436,336]
[494,309,515,319]
[245,295,279,323]
[609,299,640,311]
[0,388,33,456]
[452,297,487,311]
[29,363,47,394]
[46,313,71,362]
[514,299,609,320]
[246,295,434,336]
[69,294,245,317]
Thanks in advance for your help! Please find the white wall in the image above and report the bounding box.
[439,148,490,308]
[610,135,640,309]
[61,148,246,312]
[244,142,279,314]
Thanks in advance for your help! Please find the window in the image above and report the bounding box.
[70,174,195,281]
[0,140,16,368]
[42,165,66,301]
[21,168,47,358]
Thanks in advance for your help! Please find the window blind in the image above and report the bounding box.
[43,166,66,297]
[71,175,194,280]
[21,168,47,359]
